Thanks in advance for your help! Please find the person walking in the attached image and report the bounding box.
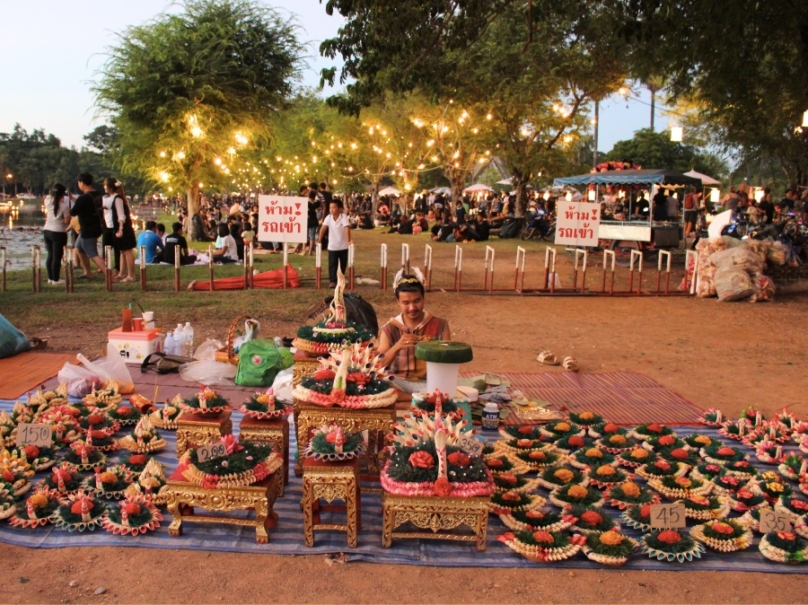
[70,173,105,279]
[43,183,70,284]
[103,177,137,281]
[318,198,351,287]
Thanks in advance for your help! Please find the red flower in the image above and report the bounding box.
[736,489,754,500]
[433,476,452,497]
[706,464,721,472]
[498,532,516,543]
[518,426,535,435]
[528,451,546,461]
[670,448,688,460]
[720,476,739,487]
[568,436,585,448]
[657,530,682,544]
[653,460,671,471]
[525,510,545,519]
[658,435,676,447]
[532,531,554,544]
[580,510,603,526]
[777,531,796,541]
[408,450,435,469]
[516,439,534,448]
[639,504,651,519]
[122,502,142,516]
[23,445,40,460]
[330,389,346,403]
[115,406,132,416]
[716,447,736,457]
[87,414,104,426]
[313,369,336,381]
[711,522,734,535]
[501,491,522,502]
[646,423,664,434]
[603,423,619,433]
[347,372,370,385]
[70,500,94,515]
[1,469,14,482]
[498,473,518,484]
[128,454,148,466]
[447,452,471,467]
[88,430,107,441]
[221,434,243,455]
[486,458,504,468]
[791,500,808,511]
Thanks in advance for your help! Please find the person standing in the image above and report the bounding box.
[318,198,351,287]
[70,173,105,279]
[304,189,321,256]
[43,183,70,285]
[103,178,137,281]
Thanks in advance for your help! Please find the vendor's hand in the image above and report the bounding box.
[396,334,420,350]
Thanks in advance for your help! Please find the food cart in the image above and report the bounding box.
[553,169,703,250]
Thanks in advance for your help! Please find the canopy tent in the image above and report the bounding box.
[430,187,451,195]
[495,179,513,185]
[553,169,702,188]
[684,170,722,186]
[378,186,401,196]
[463,183,495,193]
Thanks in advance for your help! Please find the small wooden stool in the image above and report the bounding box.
[175,410,232,459]
[381,492,490,551]
[164,463,280,544]
[302,457,361,548]
[238,416,290,496]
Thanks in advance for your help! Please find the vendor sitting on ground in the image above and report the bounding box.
[377,271,451,380]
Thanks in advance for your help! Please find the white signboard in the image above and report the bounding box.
[257,195,307,244]
[554,201,601,247]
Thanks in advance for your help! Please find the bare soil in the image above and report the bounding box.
[2,233,807,604]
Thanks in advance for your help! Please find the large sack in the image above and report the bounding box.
[714,267,755,302]
[0,313,31,359]
[709,248,765,274]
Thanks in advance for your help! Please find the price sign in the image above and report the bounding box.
[16,423,52,448]
[455,434,484,457]
[196,442,227,463]
[650,502,686,529]
[759,509,792,533]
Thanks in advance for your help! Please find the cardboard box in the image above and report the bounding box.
[108,327,162,364]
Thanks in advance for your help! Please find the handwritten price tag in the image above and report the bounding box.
[759,509,792,533]
[650,502,686,529]
[16,423,53,448]
[455,434,484,457]
[196,442,227,463]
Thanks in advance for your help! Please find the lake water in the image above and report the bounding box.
[0,204,48,269]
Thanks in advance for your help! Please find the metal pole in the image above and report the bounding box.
[315,243,322,290]
[629,250,643,295]
[380,243,387,290]
[424,244,433,291]
[515,246,526,293]
[173,249,180,292]
[484,246,495,293]
[105,245,114,292]
[282,243,288,289]
[139,246,147,291]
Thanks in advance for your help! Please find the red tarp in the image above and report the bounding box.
[190,266,300,291]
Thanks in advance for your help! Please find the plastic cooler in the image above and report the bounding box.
[108,327,162,364]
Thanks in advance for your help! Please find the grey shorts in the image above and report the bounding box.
[308,227,318,242]
[75,234,99,258]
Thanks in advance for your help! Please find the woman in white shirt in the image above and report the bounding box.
[211,222,239,263]
[103,178,137,282]
[43,183,71,284]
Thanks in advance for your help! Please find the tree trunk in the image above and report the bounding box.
[449,171,464,204]
[371,180,380,217]
[513,173,530,218]
[186,184,200,240]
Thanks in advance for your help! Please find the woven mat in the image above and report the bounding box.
[488,372,702,426]
[0,395,805,574]
[0,352,76,399]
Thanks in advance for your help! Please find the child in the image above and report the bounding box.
[318,199,351,287]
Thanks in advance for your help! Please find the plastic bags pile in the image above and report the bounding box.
[683,236,778,302]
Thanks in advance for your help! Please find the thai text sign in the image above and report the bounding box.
[554,201,601,247]
[257,195,307,243]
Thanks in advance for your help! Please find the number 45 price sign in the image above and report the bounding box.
[650,502,687,529]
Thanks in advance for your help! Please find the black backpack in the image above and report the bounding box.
[498,217,523,239]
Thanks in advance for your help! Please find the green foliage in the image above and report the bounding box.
[386,443,489,484]
[605,129,727,176]
[310,430,364,455]
[554,485,604,507]
[607,483,656,505]
[106,503,155,527]
[683,496,721,512]
[567,504,617,530]
[540,466,584,486]
[702,520,745,541]
[57,500,106,525]
[513,529,570,548]
[766,531,807,555]
[509,508,563,529]
[299,376,392,397]
[93,0,303,224]
[189,441,271,475]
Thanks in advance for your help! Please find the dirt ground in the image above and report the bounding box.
[2,241,808,603]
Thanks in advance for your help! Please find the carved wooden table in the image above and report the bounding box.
[293,350,321,387]
[175,410,232,459]
[302,457,361,547]
[294,402,396,477]
[381,492,490,551]
[238,416,290,496]
[164,463,280,544]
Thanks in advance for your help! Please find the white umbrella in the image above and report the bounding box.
[430,187,451,195]
[684,170,722,186]
[463,183,495,193]
[378,186,401,196]
[495,179,513,185]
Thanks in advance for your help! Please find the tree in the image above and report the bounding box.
[93,0,303,238]
[605,128,728,177]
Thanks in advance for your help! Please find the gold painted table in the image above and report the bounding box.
[175,410,233,459]
[239,416,290,496]
[294,402,396,477]
[164,463,280,544]
[381,492,490,552]
[293,350,321,387]
[302,457,361,547]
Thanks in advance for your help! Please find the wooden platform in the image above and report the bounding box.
[0,351,76,399]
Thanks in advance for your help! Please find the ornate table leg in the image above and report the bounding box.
[475,513,488,552]
[346,473,358,548]
[302,476,315,547]
[381,497,393,547]
[166,492,183,537]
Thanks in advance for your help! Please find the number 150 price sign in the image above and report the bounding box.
[16,423,53,448]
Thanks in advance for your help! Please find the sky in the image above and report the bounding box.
[0,1,672,155]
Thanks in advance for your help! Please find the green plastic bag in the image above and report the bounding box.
[235,339,293,387]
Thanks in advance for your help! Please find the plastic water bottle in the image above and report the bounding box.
[183,322,194,357]
[173,324,184,356]
[164,333,175,356]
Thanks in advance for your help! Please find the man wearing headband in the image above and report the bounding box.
[377,271,451,379]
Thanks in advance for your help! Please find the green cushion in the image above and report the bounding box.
[414,341,473,364]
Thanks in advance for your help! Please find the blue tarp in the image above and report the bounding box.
[554,169,703,188]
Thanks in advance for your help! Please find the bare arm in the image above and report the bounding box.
[317,224,327,244]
